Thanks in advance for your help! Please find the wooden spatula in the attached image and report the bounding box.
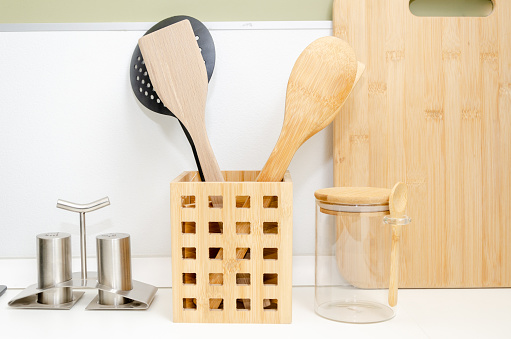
[138,19,223,182]
[256,36,363,183]
[388,182,407,307]
[131,16,216,182]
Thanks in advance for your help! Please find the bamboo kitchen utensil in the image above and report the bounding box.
[256,36,363,183]
[130,16,216,182]
[333,0,511,287]
[138,20,224,304]
[170,170,293,323]
[388,182,407,307]
[138,20,224,183]
[234,36,364,259]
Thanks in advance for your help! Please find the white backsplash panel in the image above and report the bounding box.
[0,23,332,259]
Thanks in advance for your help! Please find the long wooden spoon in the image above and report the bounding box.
[138,19,224,182]
[388,182,407,307]
[256,36,363,183]
[236,37,364,254]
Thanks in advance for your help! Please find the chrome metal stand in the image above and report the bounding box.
[8,285,84,310]
[8,197,157,310]
[8,272,157,310]
[57,197,111,281]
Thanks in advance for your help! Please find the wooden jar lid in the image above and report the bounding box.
[314,187,391,206]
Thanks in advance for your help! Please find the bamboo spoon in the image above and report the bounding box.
[138,20,224,183]
[256,36,363,183]
[388,182,407,307]
[236,37,364,254]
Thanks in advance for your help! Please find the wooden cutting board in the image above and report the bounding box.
[333,0,511,287]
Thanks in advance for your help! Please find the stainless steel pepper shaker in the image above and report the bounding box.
[36,232,73,305]
[96,233,133,305]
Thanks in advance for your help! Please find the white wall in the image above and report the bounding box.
[0,23,333,265]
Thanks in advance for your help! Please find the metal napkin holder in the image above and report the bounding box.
[8,197,157,310]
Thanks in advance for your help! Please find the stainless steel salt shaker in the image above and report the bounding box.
[96,233,133,305]
[36,232,73,305]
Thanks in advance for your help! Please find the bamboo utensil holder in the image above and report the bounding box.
[170,171,293,323]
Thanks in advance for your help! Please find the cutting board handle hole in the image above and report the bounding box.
[409,0,494,17]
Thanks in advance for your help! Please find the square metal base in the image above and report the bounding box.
[85,295,151,310]
[8,291,84,310]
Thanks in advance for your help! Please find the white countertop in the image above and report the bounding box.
[1,287,511,338]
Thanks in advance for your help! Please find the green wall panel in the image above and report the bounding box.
[0,0,333,23]
[0,0,494,24]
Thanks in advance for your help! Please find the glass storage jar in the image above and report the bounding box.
[314,187,410,323]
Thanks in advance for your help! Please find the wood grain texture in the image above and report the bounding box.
[333,0,511,287]
[315,187,391,205]
[138,20,223,182]
[170,171,292,323]
[256,36,359,183]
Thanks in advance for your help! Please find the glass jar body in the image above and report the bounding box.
[314,201,395,323]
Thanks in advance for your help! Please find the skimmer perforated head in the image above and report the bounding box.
[130,16,215,116]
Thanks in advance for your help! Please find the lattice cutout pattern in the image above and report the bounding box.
[171,171,292,323]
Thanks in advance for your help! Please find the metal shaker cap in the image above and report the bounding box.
[96,233,130,241]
